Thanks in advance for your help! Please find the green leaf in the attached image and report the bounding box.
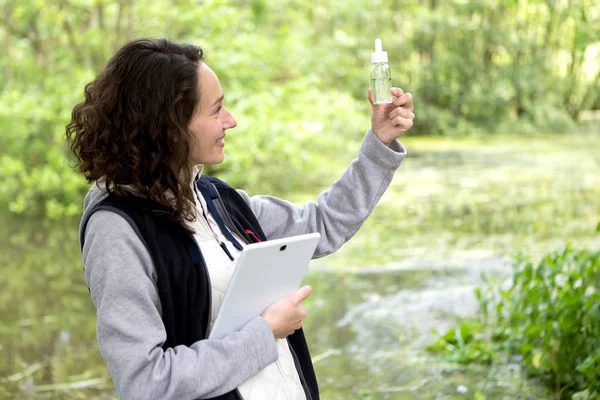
[474,391,487,400]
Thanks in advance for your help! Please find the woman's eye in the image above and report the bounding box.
[215,106,222,115]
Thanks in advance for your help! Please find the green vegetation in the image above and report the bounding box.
[429,241,600,399]
[427,321,494,365]
[1,0,599,222]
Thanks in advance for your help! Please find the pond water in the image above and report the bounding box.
[1,132,598,399]
[304,260,553,399]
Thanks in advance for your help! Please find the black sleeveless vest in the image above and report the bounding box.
[82,176,319,400]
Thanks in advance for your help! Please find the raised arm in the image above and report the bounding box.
[237,128,406,258]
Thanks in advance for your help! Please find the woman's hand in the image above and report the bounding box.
[261,286,312,339]
[368,87,415,146]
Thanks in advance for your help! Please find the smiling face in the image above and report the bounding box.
[187,62,237,166]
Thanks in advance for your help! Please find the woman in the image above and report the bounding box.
[66,38,413,400]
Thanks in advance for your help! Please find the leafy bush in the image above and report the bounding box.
[430,240,600,399]
[490,246,600,397]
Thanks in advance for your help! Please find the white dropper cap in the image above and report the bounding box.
[371,38,388,63]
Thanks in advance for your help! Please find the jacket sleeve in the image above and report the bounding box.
[237,128,407,258]
[83,211,278,400]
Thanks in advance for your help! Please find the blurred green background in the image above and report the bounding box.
[1,0,599,399]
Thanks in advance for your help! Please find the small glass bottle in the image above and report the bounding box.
[370,38,392,104]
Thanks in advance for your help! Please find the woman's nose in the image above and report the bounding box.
[223,107,237,130]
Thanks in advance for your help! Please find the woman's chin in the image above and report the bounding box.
[209,153,225,165]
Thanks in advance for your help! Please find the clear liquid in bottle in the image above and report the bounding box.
[372,76,392,104]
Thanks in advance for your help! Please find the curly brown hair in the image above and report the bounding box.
[66,38,204,224]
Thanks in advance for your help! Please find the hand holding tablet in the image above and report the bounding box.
[262,285,312,339]
[208,233,321,340]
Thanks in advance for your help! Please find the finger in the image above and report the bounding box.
[391,116,414,130]
[297,304,307,319]
[391,87,404,98]
[291,285,312,305]
[389,107,415,121]
[367,88,374,107]
[392,92,412,107]
[392,93,413,109]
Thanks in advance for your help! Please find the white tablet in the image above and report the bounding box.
[208,232,321,340]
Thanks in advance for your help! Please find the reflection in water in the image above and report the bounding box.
[0,217,115,399]
[303,262,553,399]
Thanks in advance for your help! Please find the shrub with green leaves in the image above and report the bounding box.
[427,320,494,365]
[486,246,600,397]
[430,242,600,399]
